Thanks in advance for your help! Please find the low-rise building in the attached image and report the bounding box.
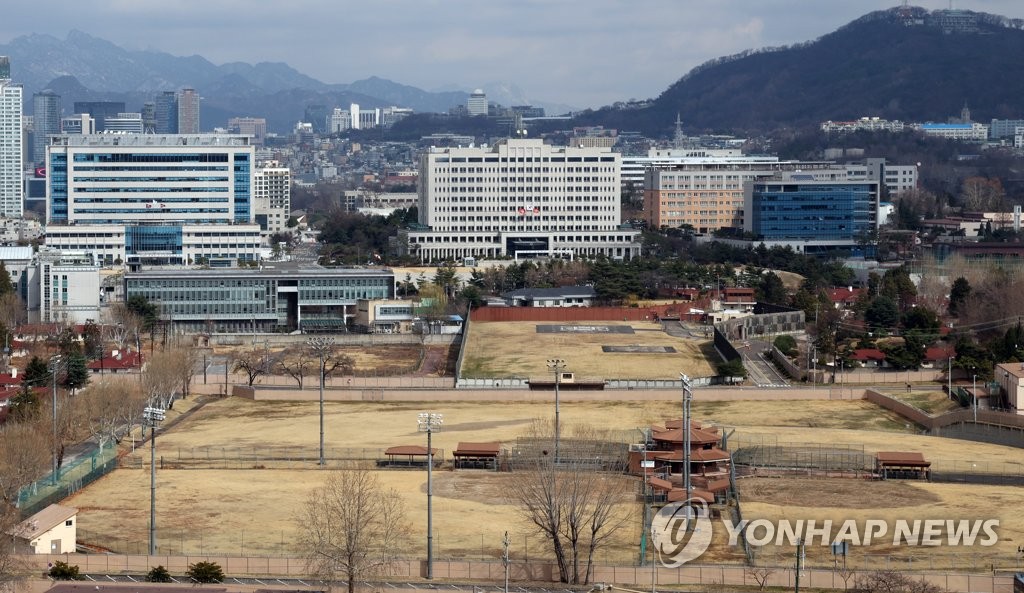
[353,298,415,333]
[500,286,596,307]
[994,362,1024,414]
[8,504,78,554]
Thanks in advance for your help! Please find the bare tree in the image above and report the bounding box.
[79,377,145,451]
[142,349,184,410]
[233,347,277,387]
[0,422,49,505]
[44,389,85,470]
[0,500,30,592]
[106,303,144,353]
[746,566,775,591]
[838,567,857,591]
[506,422,633,585]
[297,465,408,593]
[161,346,198,399]
[279,350,315,389]
[854,569,942,593]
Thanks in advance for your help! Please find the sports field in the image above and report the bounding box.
[65,396,1024,569]
[460,320,716,380]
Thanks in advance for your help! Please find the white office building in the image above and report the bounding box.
[467,89,488,116]
[253,161,291,235]
[44,134,262,267]
[400,139,641,262]
[0,58,23,218]
[38,248,100,324]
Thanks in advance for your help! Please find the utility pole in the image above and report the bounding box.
[795,538,804,593]
[502,531,510,593]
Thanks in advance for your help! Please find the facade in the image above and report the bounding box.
[994,362,1024,415]
[353,298,415,333]
[744,170,880,249]
[403,139,641,262]
[10,504,78,554]
[154,91,178,134]
[38,249,100,324]
[844,158,918,196]
[60,114,95,135]
[253,161,291,235]
[990,119,1024,140]
[45,134,259,267]
[227,117,267,144]
[0,245,37,308]
[501,286,596,307]
[124,263,395,333]
[467,89,488,117]
[641,153,787,232]
[327,107,351,133]
[820,117,905,134]
[176,88,200,134]
[916,122,988,142]
[32,90,61,165]
[103,112,143,133]
[72,101,125,132]
[0,61,22,217]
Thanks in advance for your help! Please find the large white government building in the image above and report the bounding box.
[44,134,288,267]
[400,139,641,262]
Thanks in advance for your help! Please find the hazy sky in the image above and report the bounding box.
[3,0,1024,108]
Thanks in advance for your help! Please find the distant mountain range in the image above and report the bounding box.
[0,30,576,133]
[578,6,1024,136]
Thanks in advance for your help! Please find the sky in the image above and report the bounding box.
[3,0,1024,108]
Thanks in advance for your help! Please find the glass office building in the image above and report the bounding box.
[125,263,395,333]
[45,134,258,267]
[747,174,878,242]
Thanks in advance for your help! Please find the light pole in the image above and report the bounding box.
[307,336,335,467]
[418,412,443,579]
[49,355,63,484]
[143,406,166,556]
[546,359,566,463]
[973,374,978,422]
[948,356,954,397]
[680,373,692,504]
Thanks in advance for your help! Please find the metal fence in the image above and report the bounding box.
[17,443,120,517]
[118,446,446,471]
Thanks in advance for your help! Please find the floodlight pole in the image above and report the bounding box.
[546,359,566,464]
[50,355,62,484]
[307,336,335,467]
[418,412,443,580]
[948,356,954,398]
[973,374,978,423]
[681,374,692,504]
[144,406,166,556]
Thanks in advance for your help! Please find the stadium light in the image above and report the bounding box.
[143,406,166,556]
[307,336,335,467]
[417,412,443,579]
[546,359,566,463]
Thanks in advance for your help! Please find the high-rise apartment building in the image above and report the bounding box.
[400,138,641,262]
[154,91,178,134]
[32,90,61,165]
[0,57,23,217]
[467,89,487,116]
[253,161,291,236]
[177,88,200,134]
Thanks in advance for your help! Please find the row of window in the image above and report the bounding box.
[435,156,616,164]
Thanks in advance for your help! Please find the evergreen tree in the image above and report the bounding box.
[61,354,90,393]
[948,277,971,317]
[22,356,50,387]
[0,261,12,295]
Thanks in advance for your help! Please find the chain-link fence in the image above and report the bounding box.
[118,445,446,470]
[17,443,120,517]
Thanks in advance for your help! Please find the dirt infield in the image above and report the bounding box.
[461,320,716,380]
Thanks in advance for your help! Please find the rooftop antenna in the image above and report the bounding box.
[673,113,685,148]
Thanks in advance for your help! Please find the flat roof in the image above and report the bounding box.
[126,265,395,280]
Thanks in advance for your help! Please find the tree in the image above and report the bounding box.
[746,566,776,591]
[716,358,747,379]
[186,561,224,584]
[79,378,146,451]
[853,569,941,593]
[865,296,899,331]
[142,349,185,410]
[233,347,277,387]
[107,303,144,352]
[61,353,90,393]
[773,335,797,357]
[145,565,172,583]
[506,423,632,585]
[47,561,81,580]
[960,177,1005,211]
[126,295,159,331]
[297,466,408,593]
[0,423,49,505]
[81,320,102,360]
[756,271,787,305]
[948,276,971,317]
[278,350,315,389]
[0,500,29,589]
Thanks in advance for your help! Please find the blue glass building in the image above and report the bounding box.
[747,174,879,243]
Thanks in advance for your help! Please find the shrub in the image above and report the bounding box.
[48,561,81,580]
[186,561,224,583]
[773,334,798,357]
[146,565,172,583]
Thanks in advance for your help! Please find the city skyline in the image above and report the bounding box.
[2,1,1024,109]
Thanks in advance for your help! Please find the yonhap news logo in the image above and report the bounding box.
[650,499,713,568]
[650,503,1000,567]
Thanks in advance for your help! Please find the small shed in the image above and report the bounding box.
[452,442,501,470]
[379,445,441,468]
[8,504,77,554]
[876,451,931,480]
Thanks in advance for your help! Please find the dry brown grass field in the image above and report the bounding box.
[65,396,1024,570]
[461,320,716,380]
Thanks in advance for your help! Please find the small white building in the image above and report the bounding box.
[501,286,596,307]
[994,362,1024,415]
[9,504,78,554]
[37,248,100,324]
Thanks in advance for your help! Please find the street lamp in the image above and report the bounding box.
[417,412,443,580]
[307,336,335,467]
[143,405,166,556]
[49,355,63,484]
[546,359,566,463]
[680,374,693,503]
